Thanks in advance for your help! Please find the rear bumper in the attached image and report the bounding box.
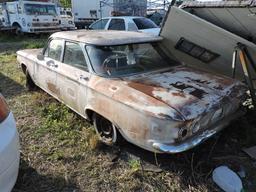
[61,26,77,31]
[0,113,20,192]
[29,27,61,33]
[152,109,245,154]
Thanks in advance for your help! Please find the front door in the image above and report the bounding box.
[36,39,64,99]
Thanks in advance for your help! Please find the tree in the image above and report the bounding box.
[59,0,71,8]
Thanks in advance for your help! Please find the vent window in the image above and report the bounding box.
[175,38,219,63]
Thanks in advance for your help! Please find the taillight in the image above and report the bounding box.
[0,94,10,123]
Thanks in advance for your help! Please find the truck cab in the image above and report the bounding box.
[4,0,61,34]
[0,3,9,28]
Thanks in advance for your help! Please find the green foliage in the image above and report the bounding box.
[59,0,71,8]
[129,159,141,172]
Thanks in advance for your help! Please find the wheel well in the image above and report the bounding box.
[12,22,21,27]
[85,109,94,122]
[21,64,27,74]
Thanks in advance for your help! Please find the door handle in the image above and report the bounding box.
[79,75,89,81]
[46,60,58,68]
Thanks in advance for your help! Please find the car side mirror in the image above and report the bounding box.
[37,53,44,61]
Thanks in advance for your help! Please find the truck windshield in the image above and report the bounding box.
[86,43,178,77]
[24,4,56,15]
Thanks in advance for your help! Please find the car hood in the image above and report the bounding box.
[126,67,246,120]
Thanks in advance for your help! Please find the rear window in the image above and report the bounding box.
[133,18,158,30]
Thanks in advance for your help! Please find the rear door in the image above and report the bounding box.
[57,41,90,114]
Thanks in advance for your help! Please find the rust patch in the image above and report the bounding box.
[47,82,60,96]
[172,92,186,98]
[127,82,155,96]
[171,82,206,99]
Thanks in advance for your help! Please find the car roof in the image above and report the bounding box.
[101,16,146,19]
[51,30,163,46]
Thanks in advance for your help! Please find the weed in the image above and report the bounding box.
[129,159,141,172]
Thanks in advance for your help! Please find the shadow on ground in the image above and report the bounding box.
[0,73,25,99]
[13,159,81,192]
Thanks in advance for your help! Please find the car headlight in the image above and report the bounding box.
[178,127,189,140]
[22,18,26,27]
[0,94,10,123]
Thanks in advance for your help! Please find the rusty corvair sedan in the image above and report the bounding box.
[17,30,247,153]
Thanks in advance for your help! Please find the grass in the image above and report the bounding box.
[1,33,256,191]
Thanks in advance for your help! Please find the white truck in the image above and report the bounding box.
[0,0,61,34]
[56,6,76,30]
[71,0,147,29]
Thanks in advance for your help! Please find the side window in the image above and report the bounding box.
[108,19,125,30]
[90,19,109,30]
[44,39,63,61]
[63,42,88,70]
[7,4,16,14]
[0,5,3,15]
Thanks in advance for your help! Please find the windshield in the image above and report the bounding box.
[86,43,177,77]
[24,4,56,15]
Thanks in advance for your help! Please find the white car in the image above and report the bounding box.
[0,94,20,192]
[89,16,160,36]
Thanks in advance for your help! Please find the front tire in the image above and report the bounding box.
[93,113,120,145]
[13,24,23,36]
[25,69,37,91]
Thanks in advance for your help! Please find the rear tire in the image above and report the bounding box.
[93,113,121,146]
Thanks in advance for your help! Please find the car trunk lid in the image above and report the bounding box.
[127,67,246,120]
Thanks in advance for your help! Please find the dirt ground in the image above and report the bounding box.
[1,33,256,192]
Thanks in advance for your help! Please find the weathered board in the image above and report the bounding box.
[181,0,256,44]
[160,6,256,80]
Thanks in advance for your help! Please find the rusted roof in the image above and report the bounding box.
[50,30,163,46]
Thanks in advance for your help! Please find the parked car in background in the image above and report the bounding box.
[0,93,20,192]
[17,30,246,154]
[72,0,147,29]
[89,16,160,36]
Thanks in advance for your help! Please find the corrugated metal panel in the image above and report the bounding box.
[160,6,256,80]
[181,1,256,43]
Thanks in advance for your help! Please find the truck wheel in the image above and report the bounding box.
[25,69,37,91]
[93,113,121,145]
[13,24,23,36]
